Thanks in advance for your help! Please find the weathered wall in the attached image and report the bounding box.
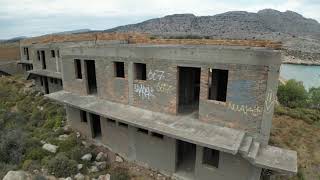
[195,145,261,180]
[33,76,45,93]
[199,64,268,141]
[61,58,88,95]
[96,58,129,104]
[62,57,178,114]
[100,117,130,157]
[66,106,92,138]
[48,77,63,93]
[31,47,59,72]
[133,129,176,174]
[32,75,63,94]
[62,45,281,144]
[131,61,177,114]
[0,42,20,61]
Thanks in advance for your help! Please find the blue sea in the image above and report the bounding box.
[280,64,320,90]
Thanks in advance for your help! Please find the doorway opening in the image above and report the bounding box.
[176,140,196,178]
[178,67,201,114]
[43,76,49,94]
[90,113,101,139]
[85,60,97,94]
[41,51,46,69]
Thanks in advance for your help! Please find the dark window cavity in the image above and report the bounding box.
[208,69,228,102]
[107,118,116,124]
[40,77,43,86]
[203,147,220,168]
[85,60,97,94]
[41,51,46,69]
[151,132,164,139]
[37,51,41,61]
[54,78,58,84]
[51,50,55,58]
[134,63,146,80]
[24,47,29,60]
[50,78,53,83]
[137,128,148,134]
[74,59,82,79]
[114,62,125,78]
[118,122,128,128]
[80,110,87,123]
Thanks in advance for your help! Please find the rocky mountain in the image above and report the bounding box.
[106,9,320,60]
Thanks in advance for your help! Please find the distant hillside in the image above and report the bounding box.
[51,29,92,35]
[106,9,320,58]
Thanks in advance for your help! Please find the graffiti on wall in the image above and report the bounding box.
[156,82,174,94]
[133,84,154,100]
[226,102,262,117]
[148,69,166,81]
[134,69,174,100]
[265,89,277,113]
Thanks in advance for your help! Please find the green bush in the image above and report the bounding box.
[309,87,320,109]
[57,134,78,153]
[22,159,41,171]
[110,167,130,180]
[0,129,26,164]
[67,145,90,161]
[25,147,49,160]
[47,153,78,178]
[277,80,308,108]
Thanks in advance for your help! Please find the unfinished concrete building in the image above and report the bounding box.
[38,34,297,180]
[19,33,136,94]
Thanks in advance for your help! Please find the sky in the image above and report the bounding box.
[0,0,319,39]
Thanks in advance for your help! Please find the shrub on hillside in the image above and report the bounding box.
[275,105,320,124]
[0,129,26,164]
[110,167,130,180]
[22,159,41,171]
[277,80,308,108]
[309,87,320,109]
[47,153,78,177]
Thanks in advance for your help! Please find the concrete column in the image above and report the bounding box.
[55,50,60,72]
[128,62,134,105]
[127,126,136,161]
[249,167,262,180]
[260,65,280,145]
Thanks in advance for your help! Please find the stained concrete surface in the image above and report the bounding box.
[46,90,297,174]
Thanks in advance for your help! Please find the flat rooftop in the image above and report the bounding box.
[21,32,282,49]
[62,43,281,66]
[46,90,297,174]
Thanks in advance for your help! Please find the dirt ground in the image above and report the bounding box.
[270,115,320,180]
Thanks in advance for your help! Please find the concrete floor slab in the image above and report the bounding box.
[46,90,245,154]
[28,69,62,79]
[254,145,298,174]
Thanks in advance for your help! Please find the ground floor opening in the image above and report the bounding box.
[176,140,197,179]
[90,113,102,139]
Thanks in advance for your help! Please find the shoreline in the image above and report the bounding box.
[282,62,320,66]
[282,55,320,66]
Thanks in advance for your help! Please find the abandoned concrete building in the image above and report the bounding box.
[20,33,297,180]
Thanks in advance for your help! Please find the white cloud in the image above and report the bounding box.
[0,0,319,39]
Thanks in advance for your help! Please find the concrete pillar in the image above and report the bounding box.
[128,62,134,105]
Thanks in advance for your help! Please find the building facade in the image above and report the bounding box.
[44,41,297,180]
